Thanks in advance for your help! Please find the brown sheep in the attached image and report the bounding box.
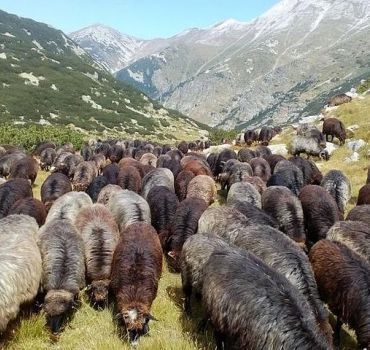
[299,185,340,245]
[9,156,39,185]
[116,166,142,193]
[186,175,216,206]
[357,184,370,205]
[174,170,195,201]
[72,161,98,192]
[75,204,119,307]
[182,159,213,177]
[249,157,271,182]
[327,93,352,107]
[309,240,370,348]
[9,198,47,226]
[40,173,72,212]
[110,222,162,345]
[96,184,122,206]
[322,118,346,145]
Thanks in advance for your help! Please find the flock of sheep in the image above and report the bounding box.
[0,115,370,349]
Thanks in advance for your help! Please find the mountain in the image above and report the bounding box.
[0,10,209,142]
[74,0,370,129]
[69,24,145,74]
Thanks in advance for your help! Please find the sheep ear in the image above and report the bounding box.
[167,251,176,259]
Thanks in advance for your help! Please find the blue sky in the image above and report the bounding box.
[0,0,279,39]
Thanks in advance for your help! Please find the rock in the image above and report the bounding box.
[324,142,338,156]
[267,144,288,156]
[347,124,359,132]
[345,152,360,162]
[298,114,323,124]
[348,139,367,152]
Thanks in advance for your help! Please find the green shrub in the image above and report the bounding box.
[0,123,85,151]
[209,128,238,144]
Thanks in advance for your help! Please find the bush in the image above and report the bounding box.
[208,128,238,144]
[0,123,85,151]
[358,79,370,94]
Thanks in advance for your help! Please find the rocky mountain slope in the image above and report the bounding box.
[73,0,370,129]
[0,10,208,141]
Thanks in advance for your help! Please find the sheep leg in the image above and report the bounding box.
[214,329,225,350]
[333,318,343,348]
[183,285,192,315]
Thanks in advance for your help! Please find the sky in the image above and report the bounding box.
[0,0,279,39]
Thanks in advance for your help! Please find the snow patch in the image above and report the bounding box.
[127,69,144,83]
[2,32,15,38]
[19,72,45,86]
[0,53,6,59]
[348,139,367,152]
[112,100,119,105]
[268,144,288,156]
[32,40,44,50]
[82,95,102,110]
[50,84,58,91]
[124,98,131,104]
[49,112,59,119]
[23,28,31,36]
[2,83,10,88]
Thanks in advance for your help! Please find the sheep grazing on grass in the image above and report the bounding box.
[72,161,98,192]
[197,213,332,343]
[38,219,85,333]
[327,220,370,264]
[322,117,346,145]
[180,233,231,314]
[141,168,174,200]
[166,197,207,271]
[147,186,178,246]
[108,189,151,230]
[346,204,370,226]
[299,185,340,244]
[9,197,47,226]
[227,182,261,208]
[117,166,142,193]
[186,175,216,206]
[321,170,351,215]
[0,215,42,333]
[174,170,195,201]
[40,173,72,212]
[262,186,306,245]
[202,247,330,349]
[110,222,162,345]
[0,178,33,219]
[310,239,370,348]
[45,191,92,224]
[9,156,39,185]
[96,184,122,206]
[75,204,119,307]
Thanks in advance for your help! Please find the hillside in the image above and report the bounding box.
[73,0,370,129]
[0,10,209,142]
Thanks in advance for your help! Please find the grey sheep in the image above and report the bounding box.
[96,184,122,206]
[38,219,85,333]
[108,189,151,230]
[0,215,42,333]
[141,168,174,200]
[227,182,261,208]
[327,220,370,264]
[74,204,119,306]
[321,170,351,216]
[202,247,330,349]
[262,186,306,246]
[290,135,328,160]
[45,192,93,224]
[197,215,332,343]
[272,160,304,196]
[180,233,231,314]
